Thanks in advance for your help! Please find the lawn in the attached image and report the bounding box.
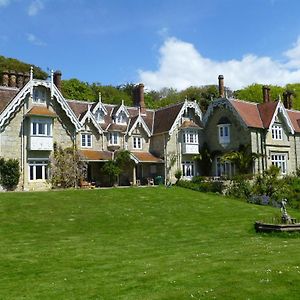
[1,187,300,300]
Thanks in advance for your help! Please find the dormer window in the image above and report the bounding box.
[272,124,283,140]
[95,110,105,123]
[116,112,127,125]
[33,88,46,104]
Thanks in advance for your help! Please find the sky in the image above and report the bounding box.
[1,0,300,91]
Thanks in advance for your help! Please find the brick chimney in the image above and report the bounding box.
[218,75,225,98]
[283,91,293,109]
[262,85,270,103]
[17,72,24,88]
[2,70,9,87]
[9,70,17,88]
[133,83,145,112]
[53,70,62,91]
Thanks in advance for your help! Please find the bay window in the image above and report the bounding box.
[271,153,287,174]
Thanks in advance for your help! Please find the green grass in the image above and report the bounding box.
[1,187,300,299]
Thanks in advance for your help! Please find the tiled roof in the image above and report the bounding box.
[153,102,184,134]
[79,150,112,161]
[131,151,164,163]
[26,106,56,117]
[287,110,300,133]
[106,123,127,132]
[0,87,19,114]
[67,100,88,118]
[229,99,264,128]
[258,101,278,128]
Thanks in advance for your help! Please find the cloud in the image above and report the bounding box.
[26,33,46,46]
[28,0,44,16]
[0,0,12,7]
[139,37,300,91]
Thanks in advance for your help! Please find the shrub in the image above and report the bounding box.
[177,179,224,194]
[0,158,20,190]
[226,175,252,199]
[174,169,182,183]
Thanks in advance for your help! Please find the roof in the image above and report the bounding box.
[26,106,57,117]
[79,150,112,161]
[287,110,300,133]
[0,87,19,114]
[258,101,278,128]
[67,100,88,118]
[229,99,263,128]
[153,102,184,134]
[131,151,164,163]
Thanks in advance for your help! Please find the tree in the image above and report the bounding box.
[49,146,87,188]
[101,150,133,186]
[234,84,285,103]
[221,144,262,175]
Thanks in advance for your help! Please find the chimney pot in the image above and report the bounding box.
[9,70,17,88]
[262,85,270,103]
[53,70,62,91]
[2,70,9,87]
[24,72,30,84]
[218,75,225,98]
[17,72,24,88]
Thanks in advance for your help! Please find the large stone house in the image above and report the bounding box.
[1,69,300,191]
[0,69,203,190]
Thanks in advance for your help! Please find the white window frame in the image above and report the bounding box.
[133,136,142,150]
[271,153,287,175]
[218,124,230,145]
[109,132,119,145]
[81,133,92,148]
[28,160,49,181]
[182,129,198,144]
[31,118,52,137]
[182,161,195,179]
[32,88,46,104]
[271,124,283,140]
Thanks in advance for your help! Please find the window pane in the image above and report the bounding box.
[32,123,37,135]
[36,166,43,179]
[30,166,34,180]
[38,123,45,135]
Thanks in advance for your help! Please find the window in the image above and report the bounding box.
[95,110,105,123]
[29,160,49,181]
[271,124,283,140]
[182,161,195,179]
[216,158,235,178]
[218,124,230,145]
[133,136,142,149]
[182,129,198,144]
[271,154,287,174]
[109,132,119,145]
[33,88,46,103]
[116,113,127,124]
[81,133,92,148]
[31,119,52,136]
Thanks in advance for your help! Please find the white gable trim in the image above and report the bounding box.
[115,101,130,118]
[130,153,139,164]
[268,101,294,134]
[0,79,82,131]
[128,115,151,137]
[169,100,202,135]
[203,98,248,129]
[92,101,108,115]
[80,108,103,134]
